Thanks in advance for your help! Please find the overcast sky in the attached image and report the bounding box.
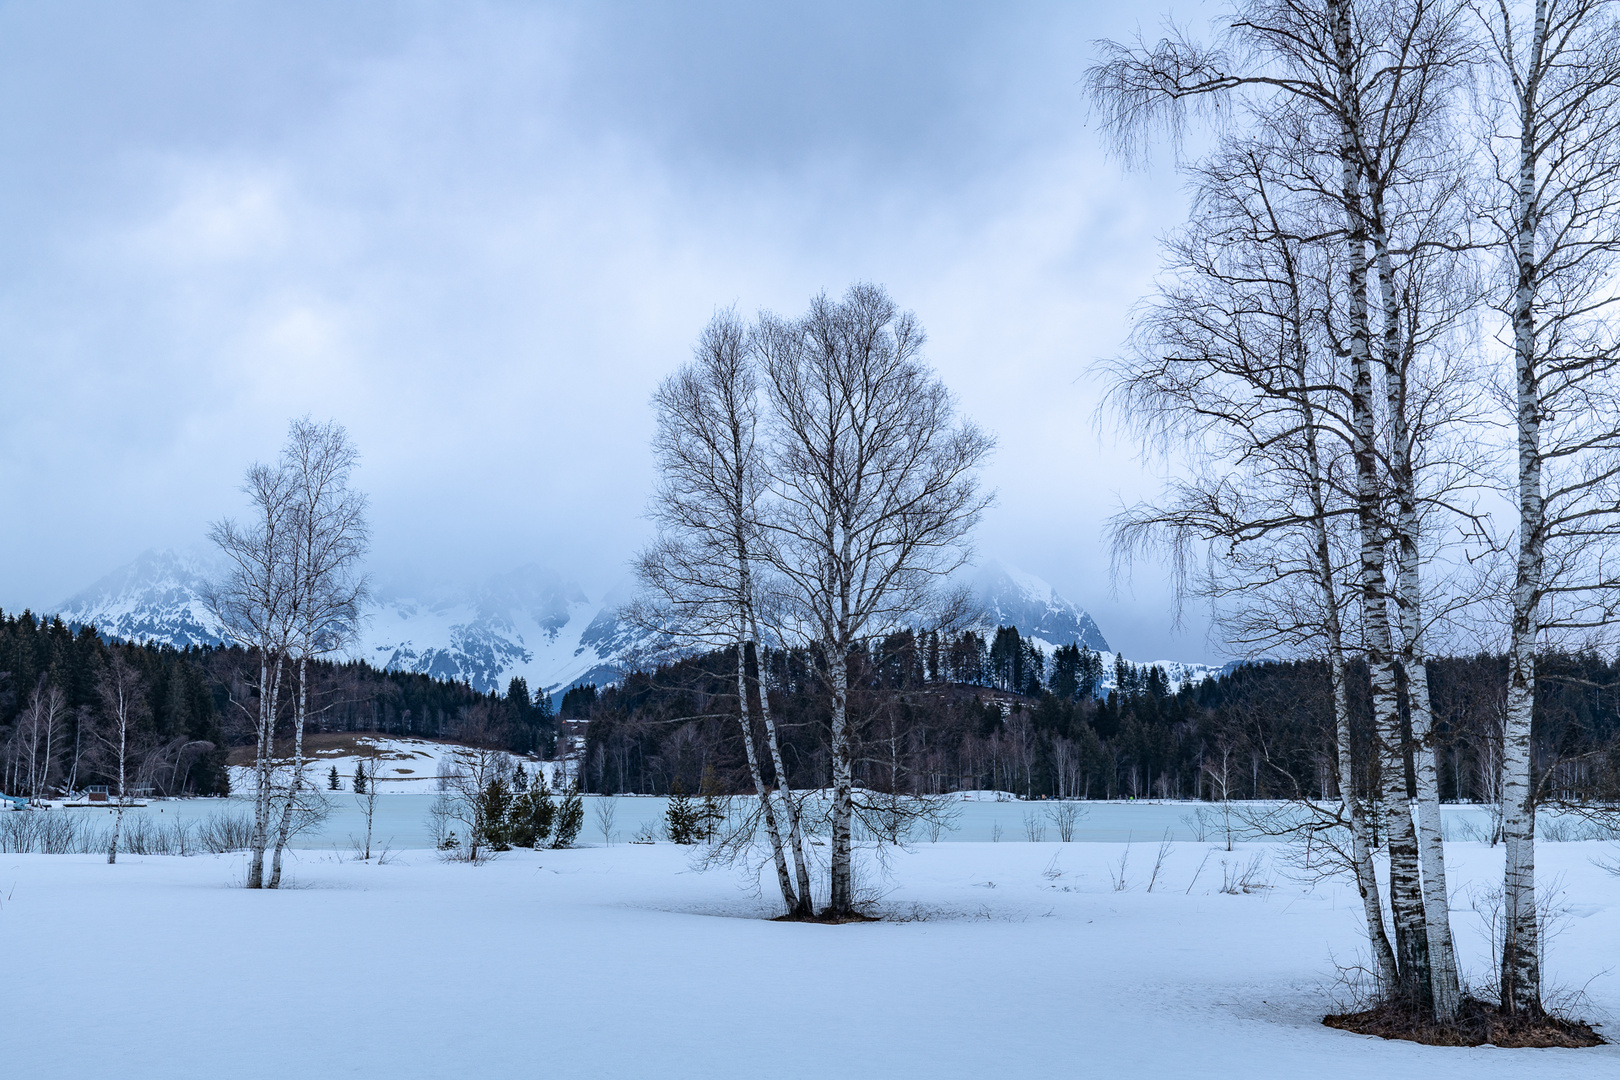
[0,0,1226,661]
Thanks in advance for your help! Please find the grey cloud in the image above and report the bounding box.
[0,0,1216,662]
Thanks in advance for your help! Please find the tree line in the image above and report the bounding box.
[0,607,561,804]
[581,629,1620,810]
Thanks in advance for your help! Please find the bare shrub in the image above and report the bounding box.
[593,795,618,846]
[1108,841,1132,892]
[1044,800,1084,842]
[1147,832,1173,892]
[198,812,254,853]
[1219,852,1270,895]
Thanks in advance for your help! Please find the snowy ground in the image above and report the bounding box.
[2,840,1617,1078]
[226,735,569,795]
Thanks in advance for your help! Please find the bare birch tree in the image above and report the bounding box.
[206,452,299,889]
[16,679,67,800]
[1103,135,1402,988]
[1476,0,1620,1016]
[756,283,993,918]
[1090,0,1476,1015]
[95,653,149,864]
[268,418,370,889]
[356,753,381,861]
[636,309,813,916]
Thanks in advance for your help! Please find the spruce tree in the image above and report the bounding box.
[552,781,584,848]
[353,762,367,795]
[532,687,559,758]
[328,765,341,791]
[1050,644,1082,701]
[665,779,698,844]
[476,776,513,852]
[697,765,724,843]
[511,776,555,849]
[535,781,557,845]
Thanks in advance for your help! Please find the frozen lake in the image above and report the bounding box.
[46,794,1543,850]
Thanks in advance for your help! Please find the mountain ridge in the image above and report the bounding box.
[47,549,1210,697]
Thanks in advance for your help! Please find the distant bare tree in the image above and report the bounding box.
[756,282,993,918]
[16,679,67,800]
[356,752,381,861]
[206,458,299,889]
[592,793,618,846]
[269,418,370,889]
[95,653,150,864]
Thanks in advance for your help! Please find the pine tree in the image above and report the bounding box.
[510,775,555,848]
[477,776,513,852]
[328,765,340,791]
[531,687,559,758]
[552,781,584,848]
[665,779,699,844]
[698,765,724,843]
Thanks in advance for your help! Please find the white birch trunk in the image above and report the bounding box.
[1502,6,1547,1007]
[735,637,798,910]
[826,639,854,916]
[1373,224,1462,1019]
[248,655,281,889]
[108,700,126,866]
[748,614,815,914]
[1331,0,1430,1007]
[1286,188,1399,990]
[268,656,308,889]
[1302,378,1398,989]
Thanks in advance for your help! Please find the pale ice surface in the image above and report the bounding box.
[2,839,1617,1078]
[77,794,1523,850]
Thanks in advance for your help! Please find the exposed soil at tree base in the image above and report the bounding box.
[1324,997,1605,1048]
[772,910,883,925]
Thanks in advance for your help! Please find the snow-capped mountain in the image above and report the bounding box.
[55,549,223,648]
[52,550,642,696]
[361,570,636,696]
[49,550,1215,699]
[970,561,1110,653]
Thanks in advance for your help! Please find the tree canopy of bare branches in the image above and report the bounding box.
[206,417,369,890]
[638,283,993,919]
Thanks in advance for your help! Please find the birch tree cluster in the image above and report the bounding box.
[205,417,370,890]
[635,283,993,920]
[1089,0,1620,1020]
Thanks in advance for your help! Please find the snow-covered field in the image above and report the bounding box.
[2,840,1616,1078]
[225,736,572,796]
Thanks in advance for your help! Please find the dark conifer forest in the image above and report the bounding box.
[0,608,546,798]
[7,607,1617,811]
[580,628,1620,808]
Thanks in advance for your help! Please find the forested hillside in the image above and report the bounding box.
[12,601,1618,812]
[0,608,553,798]
[580,626,1620,807]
